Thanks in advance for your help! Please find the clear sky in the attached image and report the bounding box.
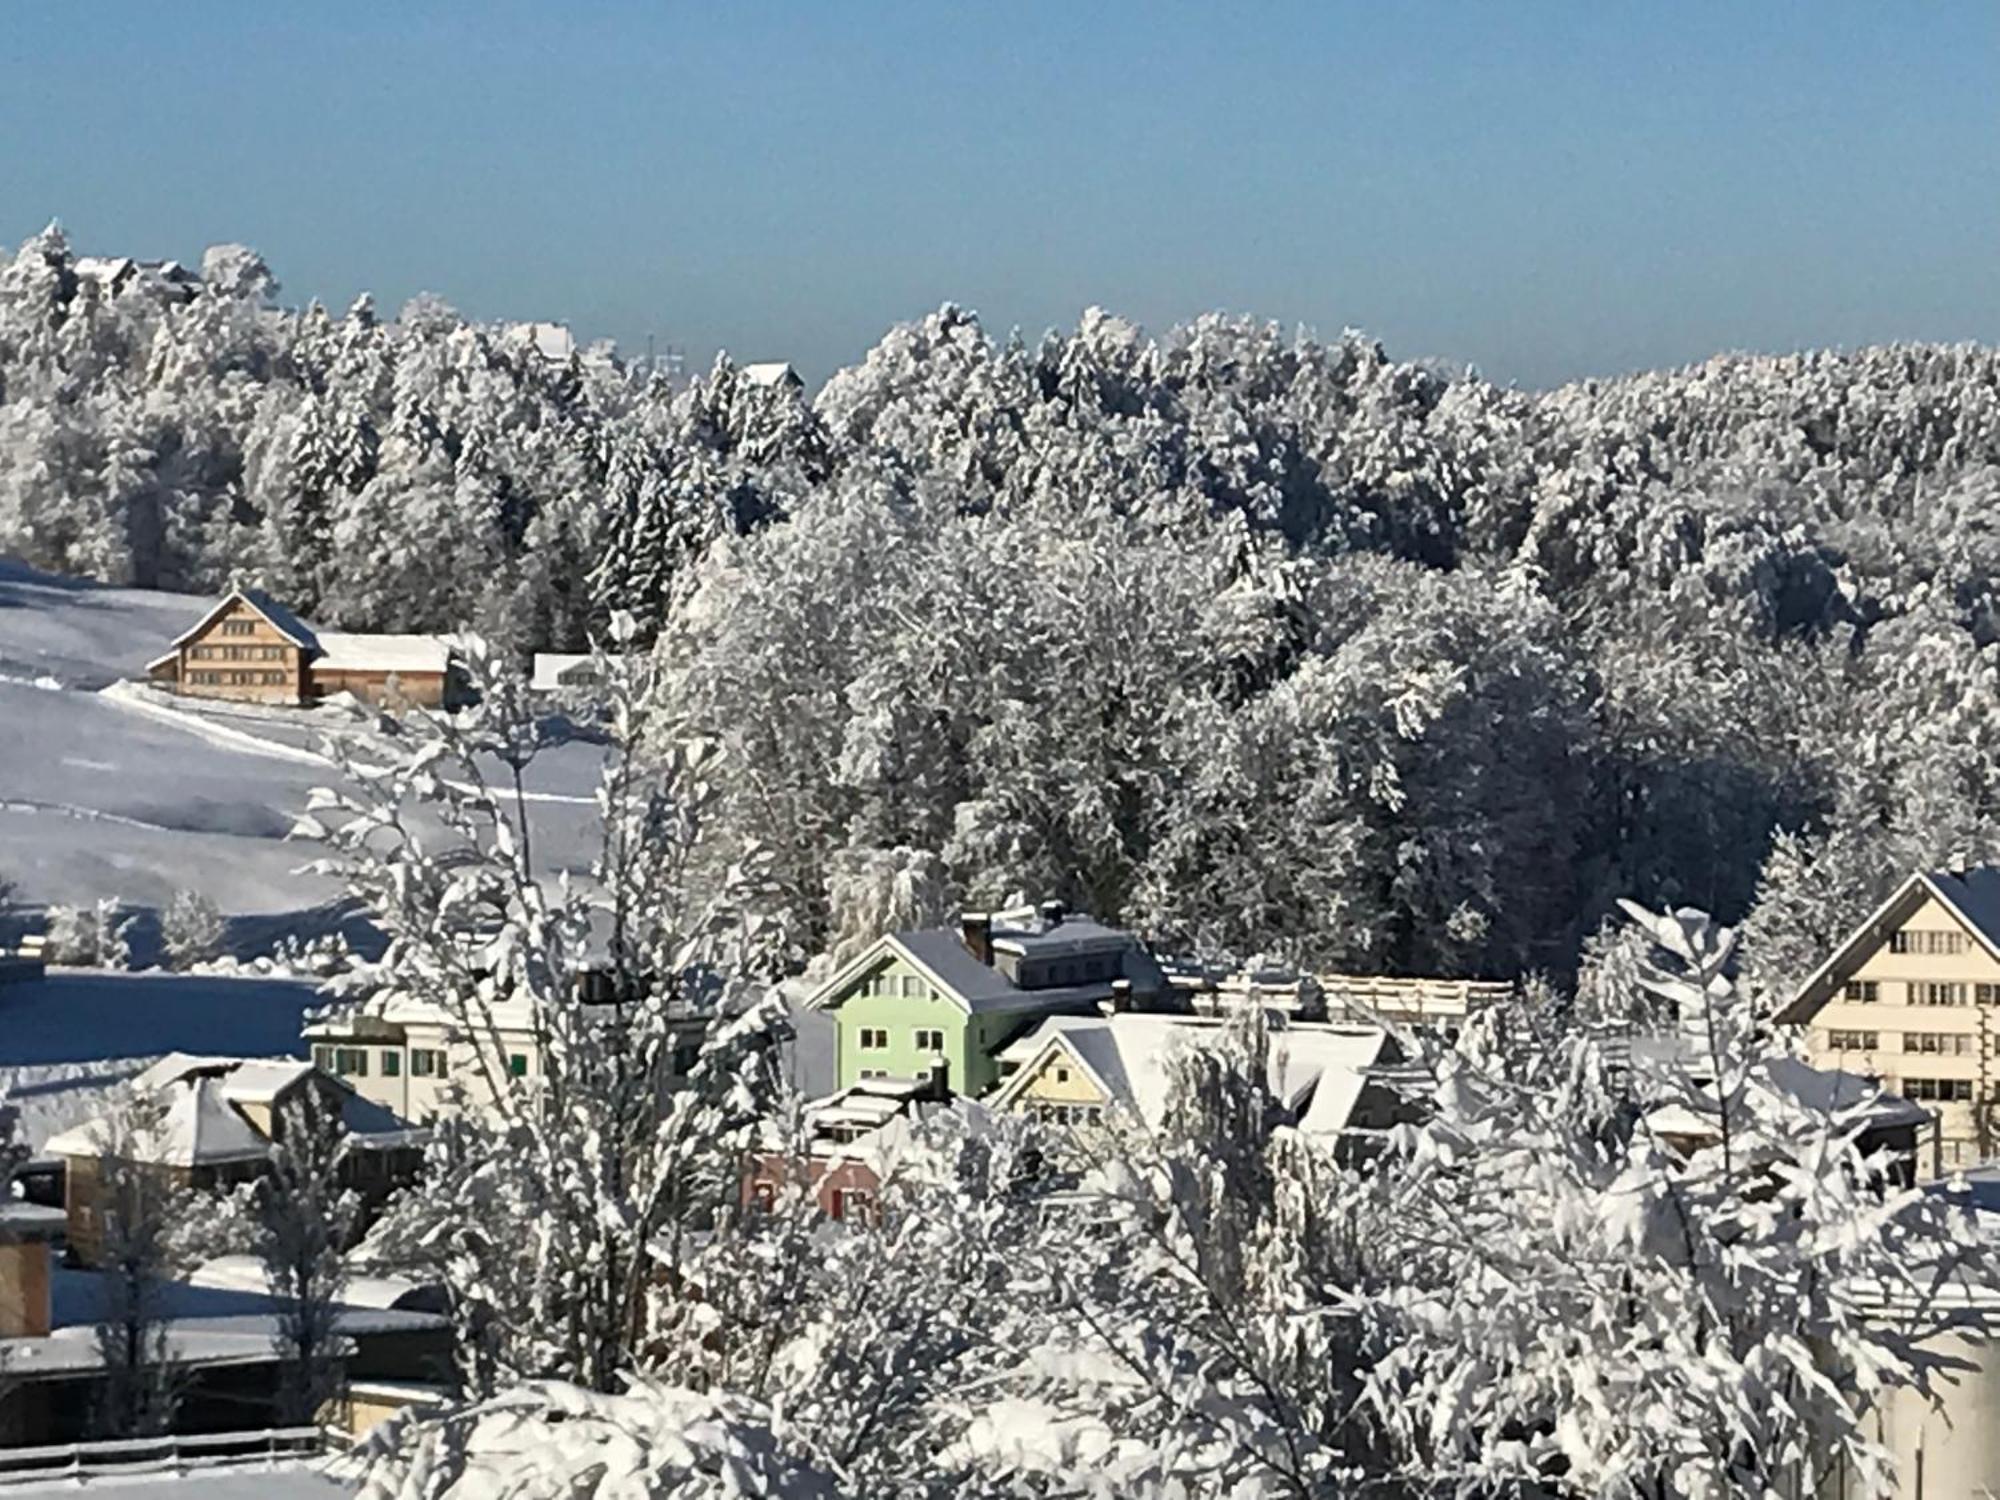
[2,3,1994,388]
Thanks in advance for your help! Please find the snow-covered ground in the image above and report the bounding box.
[0,1469,352,1497]
[0,559,602,920]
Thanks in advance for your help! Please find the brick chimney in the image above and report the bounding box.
[960,911,993,967]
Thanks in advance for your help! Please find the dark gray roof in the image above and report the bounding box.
[1925,866,2000,954]
[891,923,1165,1016]
[170,587,321,653]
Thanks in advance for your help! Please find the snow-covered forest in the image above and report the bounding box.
[7,223,2000,987]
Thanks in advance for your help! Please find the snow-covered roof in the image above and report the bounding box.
[514,321,577,363]
[741,361,801,389]
[187,1255,440,1313]
[1643,1056,1932,1145]
[808,910,1166,1017]
[0,1324,290,1379]
[169,588,319,652]
[992,1014,1393,1137]
[0,1202,68,1241]
[530,652,598,691]
[41,1055,420,1168]
[309,631,450,675]
[1780,865,2000,1024]
[43,1075,269,1167]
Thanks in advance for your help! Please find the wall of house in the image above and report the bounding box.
[0,1239,51,1337]
[830,957,972,1091]
[1804,894,2000,1174]
[312,1019,541,1122]
[172,600,307,704]
[1014,1049,1108,1106]
[1824,1326,2000,1497]
[308,668,449,708]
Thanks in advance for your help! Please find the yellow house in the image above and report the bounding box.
[1778,864,2000,1175]
[990,1013,1407,1147]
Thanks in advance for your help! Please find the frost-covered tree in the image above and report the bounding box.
[250,1085,362,1426]
[303,621,790,1399]
[43,898,133,969]
[84,1088,191,1439]
[159,888,225,970]
[1353,904,1992,1498]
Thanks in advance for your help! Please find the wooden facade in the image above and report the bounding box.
[148,590,458,709]
[147,593,312,705]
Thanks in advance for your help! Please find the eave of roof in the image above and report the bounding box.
[169,587,319,652]
[1777,869,2000,1025]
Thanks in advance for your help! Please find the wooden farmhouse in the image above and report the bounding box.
[147,588,461,708]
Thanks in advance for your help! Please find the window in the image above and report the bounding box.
[1893,930,1967,955]
[1903,1032,1973,1056]
[1980,984,2000,1006]
[830,1187,875,1222]
[912,1028,946,1053]
[508,1054,530,1078]
[1842,980,1879,1004]
[1032,1103,1104,1127]
[1054,1066,1072,1084]
[222,619,255,636]
[858,1028,889,1051]
[381,1050,402,1076]
[410,1049,441,1078]
[899,975,922,998]
[1827,1030,1878,1051]
[313,1045,333,1070]
[1902,1078,1975,1102]
[858,1068,890,1080]
[1912,982,1967,1007]
[332,1047,369,1078]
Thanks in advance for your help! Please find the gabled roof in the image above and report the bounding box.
[806,920,1162,1018]
[991,1014,1393,1137]
[1778,865,2000,1024]
[169,587,319,652]
[310,630,449,675]
[742,361,802,389]
[531,652,597,691]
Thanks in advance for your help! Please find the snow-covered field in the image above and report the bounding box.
[0,559,602,920]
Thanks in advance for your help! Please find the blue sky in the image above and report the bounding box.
[2,3,1994,387]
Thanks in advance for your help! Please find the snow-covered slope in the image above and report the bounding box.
[0,559,599,919]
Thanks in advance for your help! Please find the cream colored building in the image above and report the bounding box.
[306,993,545,1122]
[1779,865,2000,1175]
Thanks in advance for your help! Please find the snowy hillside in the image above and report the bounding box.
[0,558,601,923]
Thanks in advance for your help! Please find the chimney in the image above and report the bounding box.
[1039,899,1065,929]
[960,912,993,967]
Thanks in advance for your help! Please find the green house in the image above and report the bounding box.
[804,902,1167,1096]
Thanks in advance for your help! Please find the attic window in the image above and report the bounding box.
[222,620,256,636]
[1055,1066,1071,1084]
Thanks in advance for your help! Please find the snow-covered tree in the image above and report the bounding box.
[43,898,133,969]
[250,1084,362,1426]
[84,1088,191,1439]
[303,620,790,1400]
[1353,904,1993,1498]
[159,888,225,971]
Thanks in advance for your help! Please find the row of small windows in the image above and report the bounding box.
[860,974,934,1000]
[856,1027,947,1053]
[1890,929,1969,955]
[1826,1030,1978,1055]
[188,670,288,686]
[313,1044,527,1080]
[221,619,258,636]
[190,644,287,661]
[1902,1078,1976,1102]
[1030,1103,1105,1127]
[1841,980,2000,1007]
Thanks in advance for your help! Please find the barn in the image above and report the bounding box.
[146,589,462,708]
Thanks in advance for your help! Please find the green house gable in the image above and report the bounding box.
[817,949,1056,1095]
